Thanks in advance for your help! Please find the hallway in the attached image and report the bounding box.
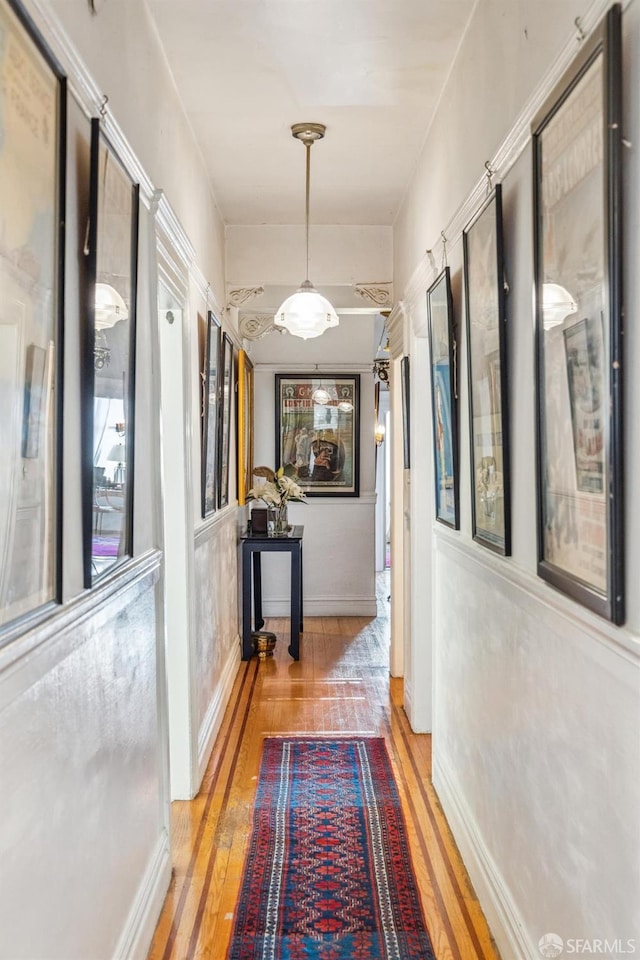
[149,579,500,960]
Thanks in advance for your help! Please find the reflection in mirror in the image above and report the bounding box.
[84,120,139,585]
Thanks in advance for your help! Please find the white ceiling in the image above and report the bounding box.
[146,0,475,226]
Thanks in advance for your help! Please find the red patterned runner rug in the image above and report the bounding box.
[227,737,435,959]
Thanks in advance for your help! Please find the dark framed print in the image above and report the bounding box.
[217,333,233,508]
[532,4,623,623]
[275,374,360,497]
[237,349,254,506]
[82,118,139,586]
[463,184,511,555]
[400,357,410,469]
[0,0,66,631]
[201,310,221,517]
[427,268,459,529]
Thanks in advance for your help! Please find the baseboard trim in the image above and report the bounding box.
[262,597,377,618]
[197,637,241,784]
[114,830,171,960]
[432,753,534,960]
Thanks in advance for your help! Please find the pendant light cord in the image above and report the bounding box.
[305,139,311,283]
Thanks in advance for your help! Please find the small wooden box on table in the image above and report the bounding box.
[240,524,304,660]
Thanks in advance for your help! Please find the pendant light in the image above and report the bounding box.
[274,123,339,340]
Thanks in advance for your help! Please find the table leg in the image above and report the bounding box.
[253,552,264,630]
[241,544,253,660]
[288,542,301,660]
[299,541,304,632]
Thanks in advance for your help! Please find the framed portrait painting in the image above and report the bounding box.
[201,310,221,517]
[82,118,139,586]
[427,267,459,529]
[237,349,254,506]
[532,4,623,623]
[0,0,66,631]
[275,374,360,497]
[463,184,511,555]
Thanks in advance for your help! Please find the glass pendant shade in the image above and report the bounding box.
[274,280,339,340]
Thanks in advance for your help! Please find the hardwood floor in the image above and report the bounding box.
[148,575,500,960]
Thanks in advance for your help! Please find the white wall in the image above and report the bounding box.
[394,1,640,957]
[0,1,237,956]
[248,314,378,617]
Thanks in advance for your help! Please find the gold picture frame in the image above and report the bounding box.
[237,349,254,505]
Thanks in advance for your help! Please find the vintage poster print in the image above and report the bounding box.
[537,55,607,595]
[87,123,138,585]
[0,2,64,625]
[427,268,459,528]
[463,186,510,554]
[218,334,233,508]
[564,317,604,495]
[276,375,360,496]
[201,311,220,517]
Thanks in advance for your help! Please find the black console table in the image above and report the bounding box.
[240,525,304,661]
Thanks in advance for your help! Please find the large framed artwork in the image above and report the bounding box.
[82,118,139,586]
[201,310,221,517]
[427,268,459,529]
[532,4,623,623]
[217,333,233,509]
[463,184,511,555]
[237,349,254,506]
[0,0,66,631]
[275,374,360,497]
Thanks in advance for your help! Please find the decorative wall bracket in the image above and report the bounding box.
[239,314,287,341]
[354,283,392,307]
[227,286,265,308]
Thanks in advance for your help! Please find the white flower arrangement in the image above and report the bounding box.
[248,466,307,509]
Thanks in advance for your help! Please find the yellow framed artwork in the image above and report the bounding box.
[237,349,254,505]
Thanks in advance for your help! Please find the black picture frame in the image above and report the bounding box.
[400,357,410,470]
[427,268,459,529]
[532,4,623,624]
[275,374,360,497]
[82,118,139,587]
[217,333,233,509]
[201,310,221,517]
[463,184,511,555]
[0,0,66,633]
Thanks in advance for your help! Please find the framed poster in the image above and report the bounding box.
[82,118,139,586]
[532,4,623,623]
[400,357,410,469]
[237,349,254,506]
[218,333,233,508]
[463,184,511,555]
[275,374,360,497]
[201,310,221,517]
[427,268,459,529]
[0,0,66,631]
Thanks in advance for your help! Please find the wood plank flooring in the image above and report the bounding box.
[148,577,500,960]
